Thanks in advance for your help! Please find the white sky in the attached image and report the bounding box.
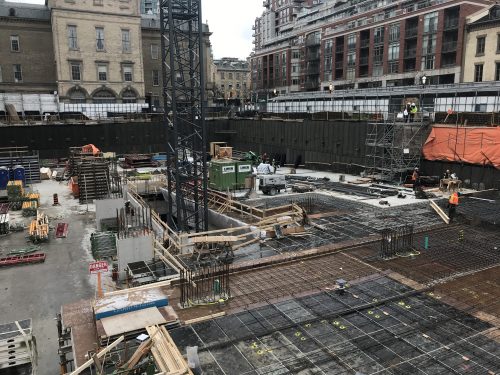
[11,0,263,59]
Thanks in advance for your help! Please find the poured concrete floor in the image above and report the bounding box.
[0,180,96,374]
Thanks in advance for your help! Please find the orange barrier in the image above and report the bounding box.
[422,126,500,169]
[81,144,101,156]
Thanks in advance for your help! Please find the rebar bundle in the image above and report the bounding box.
[379,224,414,259]
[90,232,117,260]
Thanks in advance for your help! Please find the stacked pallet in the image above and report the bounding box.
[7,180,24,210]
[78,159,110,203]
[28,211,49,243]
[68,146,102,177]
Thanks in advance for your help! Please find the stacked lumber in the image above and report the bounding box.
[124,154,156,168]
[145,325,193,375]
[77,159,110,203]
[28,211,49,243]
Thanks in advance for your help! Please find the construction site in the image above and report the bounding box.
[1,1,500,375]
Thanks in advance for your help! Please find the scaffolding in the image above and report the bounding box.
[365,114,430,182]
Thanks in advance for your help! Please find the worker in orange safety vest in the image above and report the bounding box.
[448,191,459,223]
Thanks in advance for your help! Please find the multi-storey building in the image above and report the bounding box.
[0,1,57,94]
[462,4,500,83]
[48,0,145,104]
[213,57,251,101]
[251,0,493,95]
[0,0,214,111]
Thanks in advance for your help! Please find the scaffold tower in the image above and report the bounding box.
[160,0,208,232]
[365,114,430,182]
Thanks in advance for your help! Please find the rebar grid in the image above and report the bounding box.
[171,276,500,374]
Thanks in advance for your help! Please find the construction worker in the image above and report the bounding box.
[448,191,459,223]
[411,167,420,191]
[409,103,417,122]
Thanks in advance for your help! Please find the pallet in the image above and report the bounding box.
[0,253,45,267]
[55,223,69,238]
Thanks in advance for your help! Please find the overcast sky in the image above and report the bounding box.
[11,0,263,59]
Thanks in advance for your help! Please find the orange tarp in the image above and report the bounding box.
[81,144,100,156]
[422,126,500,169]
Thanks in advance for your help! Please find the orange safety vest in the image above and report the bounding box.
[449,193,459,205]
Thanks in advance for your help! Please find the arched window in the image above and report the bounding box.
[122,89,137,103]
[92,88,116,104]
[68,88,86,103]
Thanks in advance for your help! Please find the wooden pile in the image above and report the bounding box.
[22,200,38,217]
[145,325,193,375]
[28,211,49,243]
[124,154,156,168]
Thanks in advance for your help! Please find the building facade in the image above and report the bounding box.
[462,4,500,83]
[0,0,214,110]
[48,0,145,104]
[251,0,493,96]
[0,1,57,94]
[213,57,251,101]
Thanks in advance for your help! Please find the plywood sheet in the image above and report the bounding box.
[101,307,166,337]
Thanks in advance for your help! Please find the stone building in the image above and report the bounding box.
[213,57,251,101]
[48,0,145,104]
[462,4,500,83]
[0,1,57,93]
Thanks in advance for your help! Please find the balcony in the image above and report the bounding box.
[444,18,459,30]
[405,27,418,38]
[441,41,457,53]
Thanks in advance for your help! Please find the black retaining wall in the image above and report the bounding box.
[1,119,498,188]
[0,122,168,158]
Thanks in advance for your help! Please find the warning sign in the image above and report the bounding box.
[89,261,108,274]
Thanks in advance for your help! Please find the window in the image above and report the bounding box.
[374,26,384,44]
[13,64,22,82]
[346,68,355,80]
[123,65,133,82]
[372,65,383,77]
[422,34,436,55]
[423,12,438,33]
[373,45,384,64]
[497,34,500,53]
[388,23,400,42]
[476,36,486,55]
[421,55,435,70]
[496,62,500,81]
[388,43,399,61]
[122,89,137,103]
[10,35,19,52]
[220,72,225,79]
[97,65,107,81]
[292,50,300,59]
[228,73,233,80]
[151,44,159,59]
[0,66,2,83]
[474,64,483,82]
[153,95,160,108]
[475,103,486,112]
[292,78,299,85]
[347,52,356,67]
[347,33,356,50]
[152,69,159,86]
[122,30,131,53]
[70,62,81,81]
[96,27,105,51]
[68,26,78,50]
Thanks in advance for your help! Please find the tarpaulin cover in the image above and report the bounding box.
[422,126,500,169]
[81,144,100,156]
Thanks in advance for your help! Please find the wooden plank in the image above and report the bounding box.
[184,312,226,325]
[100,308,166,337]
[429,200,450,224]
[191,236,239,243]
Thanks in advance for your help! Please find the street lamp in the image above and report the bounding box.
[421,75,427,86]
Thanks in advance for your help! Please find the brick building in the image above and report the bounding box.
[251,0,493,96]
[213,57,251,101]
[0,1,57,94]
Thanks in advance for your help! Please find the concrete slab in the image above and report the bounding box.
[0,180,96,374]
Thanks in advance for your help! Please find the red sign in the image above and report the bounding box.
[89,261,109,274]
